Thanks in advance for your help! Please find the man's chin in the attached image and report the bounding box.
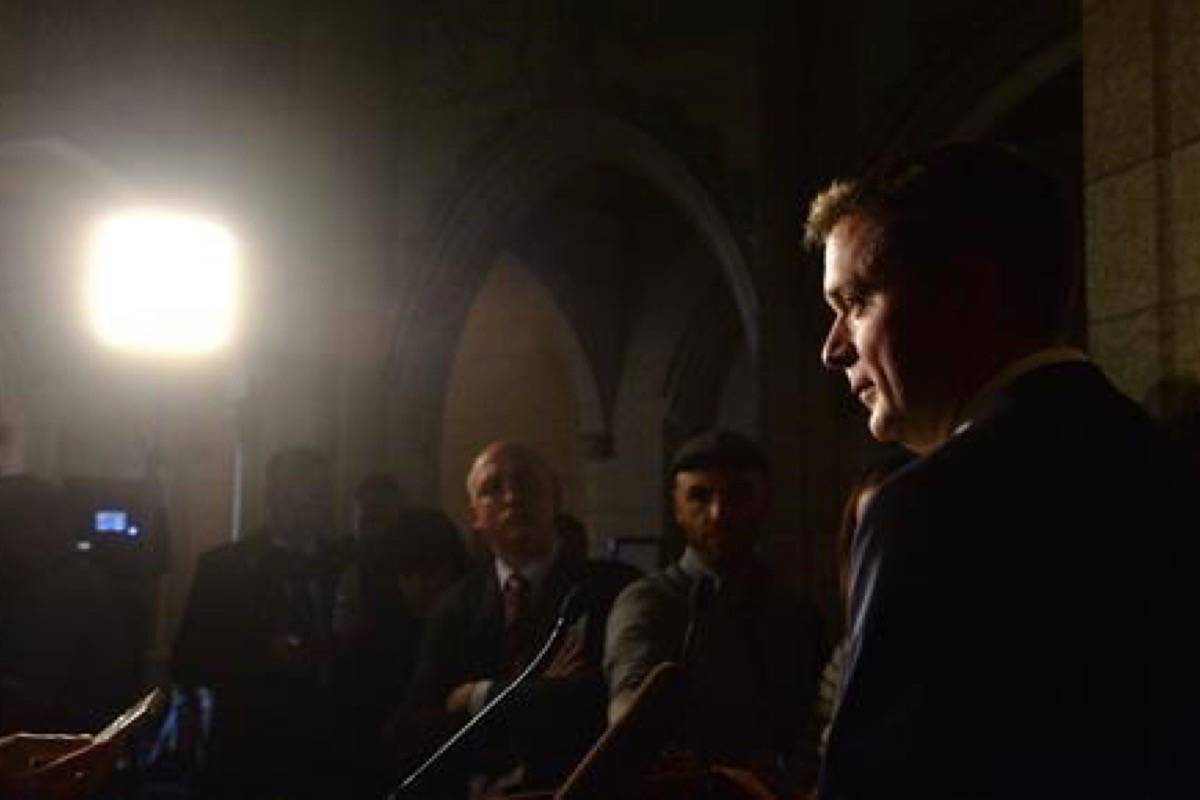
[876,426,941,456]
[502,524,536,543]
[868,413,899,444]
[498,527,554,559]
[702,543,755,574]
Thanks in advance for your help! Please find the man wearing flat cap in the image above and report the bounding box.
[603,429,829,787]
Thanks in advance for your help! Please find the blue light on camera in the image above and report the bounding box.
[95,510,128,532]
[94,509,140,539]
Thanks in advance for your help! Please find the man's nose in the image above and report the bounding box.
[821,317,855,370]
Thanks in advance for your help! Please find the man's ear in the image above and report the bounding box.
[467,500,484,533]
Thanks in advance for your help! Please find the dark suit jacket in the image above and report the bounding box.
[821,362,1197,800]
[404,552,639,791]
[171,532,350,796]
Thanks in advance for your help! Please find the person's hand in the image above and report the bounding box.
[0,734,93,774]
[0,733,118,800]
[543,633,586,679]
[445,681,478,713]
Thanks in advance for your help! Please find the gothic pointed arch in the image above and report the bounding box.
[383,109,755,498]
[863,5,1080,164]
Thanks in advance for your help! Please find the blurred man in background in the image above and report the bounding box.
[171,446,345,799]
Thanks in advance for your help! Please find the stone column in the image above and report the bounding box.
[1084,0,1200,400]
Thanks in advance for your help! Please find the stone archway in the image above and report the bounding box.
[383,109,755,500]
[946,36,1080,142]
[438,252,605,531]
[868,8,1080,162]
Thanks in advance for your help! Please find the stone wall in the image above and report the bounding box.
[439,255,583,536]
[1084,0,1200,400]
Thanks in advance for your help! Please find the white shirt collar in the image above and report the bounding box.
[494,541,558,597]
[953,345,1088,436]
[679,546,724,591]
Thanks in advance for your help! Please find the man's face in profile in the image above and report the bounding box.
[820,213,954,454]
[468,444,557,567]
[672,466,769,576]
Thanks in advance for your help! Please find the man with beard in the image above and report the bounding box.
[603,429,829,792]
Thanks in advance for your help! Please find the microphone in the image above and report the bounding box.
[556,661,686,800]
[389,585,586,798]
[553,585,587,628]
[679,575,715,665]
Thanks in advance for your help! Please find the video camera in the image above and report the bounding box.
[64,477,168,575]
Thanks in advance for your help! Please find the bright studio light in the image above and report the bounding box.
[87,209,238,354]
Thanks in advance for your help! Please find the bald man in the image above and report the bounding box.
[404,442,639,794]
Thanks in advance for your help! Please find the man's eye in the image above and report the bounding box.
[847,297,875,320]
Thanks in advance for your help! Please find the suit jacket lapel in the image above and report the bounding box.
[471,568,506,673]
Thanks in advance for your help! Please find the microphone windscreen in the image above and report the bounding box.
[556,661,686,800]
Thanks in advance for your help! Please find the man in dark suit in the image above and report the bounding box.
[404,441,638,795]
[171,447,348,799]
[804,144,1195,799]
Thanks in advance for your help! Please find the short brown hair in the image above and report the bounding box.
[805,142,1075,339]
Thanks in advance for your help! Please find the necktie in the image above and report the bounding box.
[503,572,530,629]
[502,572,532,672]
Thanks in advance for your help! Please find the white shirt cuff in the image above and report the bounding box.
[467,679,493,716]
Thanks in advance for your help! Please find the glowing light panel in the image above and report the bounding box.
[87,210,238,354]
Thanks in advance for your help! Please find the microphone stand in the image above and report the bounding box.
[679,576,718,800]
[389,587,582,799]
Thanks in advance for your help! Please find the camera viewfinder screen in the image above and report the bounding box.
[95,510,129,533]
